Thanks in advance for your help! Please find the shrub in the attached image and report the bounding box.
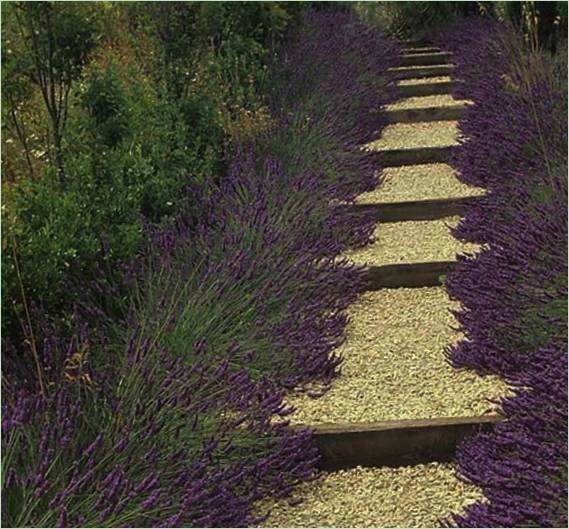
[1,2,301,341]
[431,18,568,528]
[2,8,398,526]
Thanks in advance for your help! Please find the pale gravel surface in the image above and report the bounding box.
[387,94,472,110]
[356,164,485,203]
[397,75,452,85]
[285,287,507,425]
[366,121,459,150]
[260,463,484,528]
[389,63,455,72]
[343,216,479,267]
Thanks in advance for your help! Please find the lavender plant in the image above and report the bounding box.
[431,18,568,528]
[2,9,398,527]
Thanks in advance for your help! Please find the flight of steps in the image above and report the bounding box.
[312,37,497,471]
[263,39,502,528]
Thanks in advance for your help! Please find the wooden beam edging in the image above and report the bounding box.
[294,415,504,471]
[399,51,453,67]
[379,145,456,167]
[339,196,478,223]
[364,261,457,289]
[389,64,455,80]
[401,46,443,55]
[384,104,466,124]
[397,81,455,98]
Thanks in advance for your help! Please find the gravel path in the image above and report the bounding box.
[397,76,452,85]
[285,287,507,424]
[260,463,482,528]
[343,216,479,267]
[356,164,485,203]
[367,121,459,150]
[389,63,455,72]
[387,94,471,110]
[262,45,505,528]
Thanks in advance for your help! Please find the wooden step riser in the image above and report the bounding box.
[391,65,454,80]
[385,105,465,124]
[399,39,431,48]
[402,46,442,55]
[399,53,453,67]
[380,146,455,167]
[397,81,455,98]
[364,261,457,290]
[340,197,477,223]
[301,415,503,471]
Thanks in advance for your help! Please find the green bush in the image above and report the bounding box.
[2,2,305,340]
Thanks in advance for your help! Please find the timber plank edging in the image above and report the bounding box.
[397,81,455,98]
[379,145,456,167]
[339,196,479,223]
[364,261,457,289]
[292,415,504,470]
[385,104,467,124]
[399,51,453,67]
[401,46,443,55]
[389,64,455,80]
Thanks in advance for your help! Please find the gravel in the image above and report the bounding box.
[386,94,472,110]
[356,164,485,203]
[342,216,479,267]
[389,63,455,72]
[259,463,484,528]
[367,121,460,150]
[286,286,508,425]
[397,76,452,85]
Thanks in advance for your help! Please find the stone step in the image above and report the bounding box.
[390,64,455,80]
[300,415,503,470]
[397,81,455,97]
[385,104,466,124]
[380,145,455,167]
[399,51,453,67]
[364,261,457,289]
[339,196,477,223]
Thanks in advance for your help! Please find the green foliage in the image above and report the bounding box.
[355,1,470,37]
[2,1,304,341]
[81,62,130,148]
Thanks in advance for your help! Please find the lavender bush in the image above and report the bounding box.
[431,18,568,528]
[2,9,397,527]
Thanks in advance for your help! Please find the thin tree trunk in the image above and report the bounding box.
[8,98,36,181]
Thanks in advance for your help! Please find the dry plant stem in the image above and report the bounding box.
[260,463,484,528]
[10,238,46,399]
[367,120,460,150]
[343,216,479,267]
[356,164,485,203]
[286,287,508,425]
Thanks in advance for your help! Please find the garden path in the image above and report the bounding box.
[261,40,509,528]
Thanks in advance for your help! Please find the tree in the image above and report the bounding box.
[11,1,100,187]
